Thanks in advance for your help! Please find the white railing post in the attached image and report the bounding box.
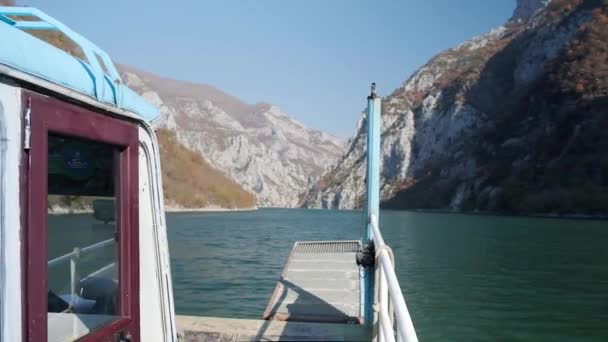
[378,252,417,342]
[69,247,80,301]
[380,309,395,342]
[374,260,381,342]
[379,266,395,342]
[48,238,114,268]
[370,214,418,342]
[396,328,404,342]
[47,238,114,304]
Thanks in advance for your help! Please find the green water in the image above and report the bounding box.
[167,208,608,341]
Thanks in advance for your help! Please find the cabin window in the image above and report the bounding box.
[25,91,139,342]
[94,53,110,75]
[47,134,120,341]
[23,30,89,63]
[6,15,42,22]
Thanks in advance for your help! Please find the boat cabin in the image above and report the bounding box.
[0,7,176,342]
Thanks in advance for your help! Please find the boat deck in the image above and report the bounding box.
[176,315,370,341]
[263,241,363,324]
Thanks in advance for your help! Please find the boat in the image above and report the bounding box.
[0,6,417,342]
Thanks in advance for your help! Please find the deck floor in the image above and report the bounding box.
[177,315,370,341]
[263,241,362,324]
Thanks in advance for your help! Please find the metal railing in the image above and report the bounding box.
[47,238,114,302]
[370,214,418,342]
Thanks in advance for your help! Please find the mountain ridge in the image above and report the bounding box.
[120,65,344,207]
[156,128,257,209]
[302,0,608,215]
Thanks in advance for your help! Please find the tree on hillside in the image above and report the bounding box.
[0,0,16,6]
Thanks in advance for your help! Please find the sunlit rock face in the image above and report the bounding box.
[511,0,552,21]
[121,67,343,207]
[303,0,608,215]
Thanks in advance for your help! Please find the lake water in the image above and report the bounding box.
[167,208,608,341]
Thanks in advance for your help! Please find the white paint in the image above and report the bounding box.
[139,126,178,342]
[0,81,23,342]
[139,141,165,342]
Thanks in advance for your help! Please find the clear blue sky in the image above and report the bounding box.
[21,0,514,138]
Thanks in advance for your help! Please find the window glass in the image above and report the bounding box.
[24,30,89,63]
[94,53,110,75]
[47,134,120,342]
[6,14,42,22]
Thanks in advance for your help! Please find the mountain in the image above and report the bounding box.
[4,0,342,209]
[156,129,256,209]
[302,0,608,216]
[120,66,343,207]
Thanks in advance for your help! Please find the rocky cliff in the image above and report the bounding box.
[120,67,343,207]
[302,0,608,215]
[156,129,257,209]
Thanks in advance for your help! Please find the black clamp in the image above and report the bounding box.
[356,241,376,267]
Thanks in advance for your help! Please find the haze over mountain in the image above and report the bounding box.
[120,66,343,208]
[302,0,608,216]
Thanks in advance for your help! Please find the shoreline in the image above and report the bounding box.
[49,206,259,215]
[47,205,607,220]
[298,207,607,220]
[48,207,93,215]
[165,206,258,213]
[386,208,608,221]
[265,206,607,220]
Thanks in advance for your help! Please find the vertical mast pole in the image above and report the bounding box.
[365,83,381,242]
[363,83,382,328]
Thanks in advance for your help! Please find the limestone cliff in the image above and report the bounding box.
[121,67,343,207]
[302,0,608,215]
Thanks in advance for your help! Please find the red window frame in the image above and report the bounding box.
[23,90,140,342]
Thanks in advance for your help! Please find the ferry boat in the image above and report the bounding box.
[0,6,417,342]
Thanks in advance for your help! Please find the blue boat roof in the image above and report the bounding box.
[0,6,160,122]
